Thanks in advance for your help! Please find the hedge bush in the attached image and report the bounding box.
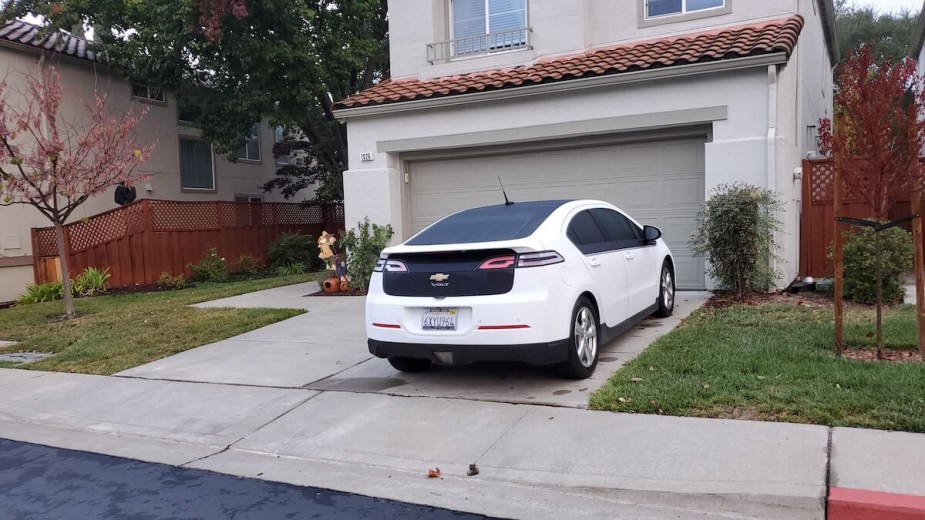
[690,183,782,295]
[268,233,320,271]
[339,219,394,292]
[839,226,913,305]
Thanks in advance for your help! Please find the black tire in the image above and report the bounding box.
[387,357,432,373]
[559,296,599,379]
[654,262,675,318]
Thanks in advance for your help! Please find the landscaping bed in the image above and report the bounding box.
[589,294,925,433]
[0,274,318,375]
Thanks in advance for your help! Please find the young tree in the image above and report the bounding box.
[0,67,152,318]
[819,45,925,359]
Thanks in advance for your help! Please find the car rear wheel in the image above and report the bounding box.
[387,357,432,373]
[654,262,675,318]
[560,297,599,379]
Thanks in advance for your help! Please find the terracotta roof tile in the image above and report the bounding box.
[0,19,96,62]
[336,15,804,110]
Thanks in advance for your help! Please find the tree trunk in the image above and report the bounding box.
[913,191,925,361]
[876,230,883,360]
[53,220,76,318]
[834,165,844,356]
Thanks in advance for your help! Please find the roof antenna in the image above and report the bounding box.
[498,177,514,206]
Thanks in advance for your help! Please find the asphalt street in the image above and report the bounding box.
[0,438,495,520]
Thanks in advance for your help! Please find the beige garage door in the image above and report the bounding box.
[408,137,706,289]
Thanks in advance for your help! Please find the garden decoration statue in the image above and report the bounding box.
[318,231,336,270]
[333,253,350,291]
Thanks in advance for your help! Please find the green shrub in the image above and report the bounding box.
[155,272,187,290]
[339,218,394,293]
[73,267,110,296]
[268,233,320,270]
[187,248,229,282]
[274,263,306,277]
[837,226,913,305]
[233,255,264,275]
[690,183,782,295]
[18,281,64,304]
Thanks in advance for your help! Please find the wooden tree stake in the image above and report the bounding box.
[913,190,925,360]
[834,164,844,356]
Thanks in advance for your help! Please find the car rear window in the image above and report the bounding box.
[407,200,570,245]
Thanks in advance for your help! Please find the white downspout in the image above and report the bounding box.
[767,64,780,282]
[767,64,778,193]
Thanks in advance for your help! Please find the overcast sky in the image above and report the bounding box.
[849,0,922,13]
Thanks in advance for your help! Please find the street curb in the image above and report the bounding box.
[829,487,925,519]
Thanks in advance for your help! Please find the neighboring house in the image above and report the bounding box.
[0,20,294,302]
[334,0,837,290]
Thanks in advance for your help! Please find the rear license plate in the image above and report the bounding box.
[422,308,457,331]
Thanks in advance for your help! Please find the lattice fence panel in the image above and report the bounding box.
[277,204,323,225]
[151,201,220,231]
[808,160,867,202]
[69,210,128,252]
[34,228,58,256]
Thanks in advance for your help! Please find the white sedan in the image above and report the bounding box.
[365,199,675,379]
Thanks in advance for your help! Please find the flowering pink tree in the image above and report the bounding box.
[0,67,153,317]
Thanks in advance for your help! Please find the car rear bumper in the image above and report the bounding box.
[368,338,570,366]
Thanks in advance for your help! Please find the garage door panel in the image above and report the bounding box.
[408,138,707,289]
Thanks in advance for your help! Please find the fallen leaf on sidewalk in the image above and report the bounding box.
[467,464,479,476]
[427,468,441,479]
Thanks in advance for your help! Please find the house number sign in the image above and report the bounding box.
[360,152,374,162]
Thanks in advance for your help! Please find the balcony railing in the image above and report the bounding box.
[427,27,532,64]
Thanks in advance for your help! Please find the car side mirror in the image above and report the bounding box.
[643,225,662,243]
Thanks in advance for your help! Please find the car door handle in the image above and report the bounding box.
[589,257,601,267]
[625,252,635,260]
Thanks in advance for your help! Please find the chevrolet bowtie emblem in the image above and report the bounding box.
[430,273,450,282]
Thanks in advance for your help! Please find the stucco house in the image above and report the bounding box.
[0,20,293,302]
[334,0,837,290]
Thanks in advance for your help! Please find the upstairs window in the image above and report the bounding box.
[237,124,261,162]
[646,0,725,19]
[452,0,527,55]
[274,125,290,165]
[179,137,215,191]
[131,82,165,104]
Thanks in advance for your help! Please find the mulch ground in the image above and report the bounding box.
[842,348,922,363]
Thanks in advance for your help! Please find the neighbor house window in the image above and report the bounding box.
[646,0,724,18]
[179,137,215,190]
[131,82,165,104]
[452,0,527,55]
[237,124,261,161]
[274,125,290,165]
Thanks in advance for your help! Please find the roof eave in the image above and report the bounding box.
[911,1,925,57]
[334,52,789,120]
[816,0,840,64]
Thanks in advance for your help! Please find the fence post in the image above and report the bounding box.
[30,228,41,284]
[800,160,811,277]
[834,162,845,357]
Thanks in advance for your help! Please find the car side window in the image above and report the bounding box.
[566,210,608,255]
[590,208,640,242]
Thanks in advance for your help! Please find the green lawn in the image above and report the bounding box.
[0,274,320,375]
[589,300,925,433]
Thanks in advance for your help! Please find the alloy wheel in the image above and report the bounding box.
[662,268,674,310]
[574,307,597,368]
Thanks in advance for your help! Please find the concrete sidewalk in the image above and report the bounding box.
[0,367,830,519]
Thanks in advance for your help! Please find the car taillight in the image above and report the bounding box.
[477,255,516,270]
[517,251,564,268]
[374,258,408,272]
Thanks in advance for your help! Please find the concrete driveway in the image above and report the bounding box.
[118,283,710,408]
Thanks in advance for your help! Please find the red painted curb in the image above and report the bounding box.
[829,487,925,520]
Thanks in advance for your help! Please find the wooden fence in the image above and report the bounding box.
[800,159,919,277]
[31,199,345,288]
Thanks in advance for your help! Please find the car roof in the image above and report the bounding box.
[406,200,573,246]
